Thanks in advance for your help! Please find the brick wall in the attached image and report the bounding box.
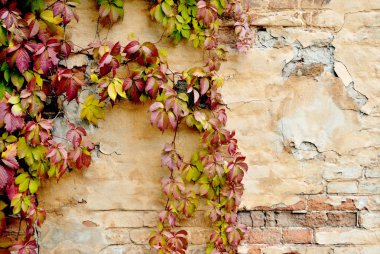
[4,0,379,253]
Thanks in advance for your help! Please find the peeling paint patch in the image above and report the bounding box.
[282,44,335,78]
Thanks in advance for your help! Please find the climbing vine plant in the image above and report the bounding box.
[0,0,252,253]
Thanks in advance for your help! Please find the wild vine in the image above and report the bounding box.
[0,0,252,253]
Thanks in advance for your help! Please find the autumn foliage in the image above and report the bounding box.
[0,0,251,253]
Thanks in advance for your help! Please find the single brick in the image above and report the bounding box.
[238,212,253,227]
[305,212,327,228]
[359,180,380,194]
[327,212,357,227]
[327,181,358,194]
[334,246,380,254]
[359,212,380,229]
[315,228,379,245]
[283,228,313,244]
[311,10,345,29]
[276,212,305,227]
[365,167,380,178]
[251,211,265,227]
[323,165,362,180]
[247,228,282,244]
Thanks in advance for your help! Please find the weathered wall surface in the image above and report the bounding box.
[23,0,380,253]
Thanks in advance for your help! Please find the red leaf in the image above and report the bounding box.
[0,165,13,189]
[1,143,19,170]
[33,41,60,74]
[123,41,140,56]
[25,118,52,146]
[7,47,31,74]
[0,100,24,133]
[110,42,121,56]
[47,140,67,165]
[68,147,91,170]
[61,41,73,56]
[54,68,85,102]
[53,0,79,25]
[0,4,20,29]
[200,77,210,95]
[66,123,86,148]
[99,52,119,77]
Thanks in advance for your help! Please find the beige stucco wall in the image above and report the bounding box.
[36,1,380,253]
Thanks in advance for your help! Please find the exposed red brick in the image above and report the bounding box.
[247,228,282,244]
[252,198,306,211]
[276,212,306,227]
[308,196,358,211]
[305,212,327,227]
[327,212,357,227]
[283,228,313,244]
[251,211,265,227]
[275,199,307,211]
[238,212,253,227]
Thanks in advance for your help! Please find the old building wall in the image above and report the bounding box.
[20,0,380,253]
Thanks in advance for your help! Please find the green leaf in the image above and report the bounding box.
[11,71,24,91]
[0,26,8,46]
[181,29,190,39]
[29,179,39,194]
[154,5,165,22]
[11,198,21,214]
[161,2,174,17]
[25,0,45,13]
[0,81,12,99]
[113,0,124,7]
[48,165,57,178]
[15,173,27,185]
[7,95,20,104]
[176,15,185,24]
[4,69,10,83]
[17,138,47,166]
[16,173,30,193]
[165,0,174,5]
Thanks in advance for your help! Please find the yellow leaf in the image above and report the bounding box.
[108,83,117,101]
[35,73,43,87]
[113,78,126,98]
[40,10,62,25]
[90,74,99,83]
